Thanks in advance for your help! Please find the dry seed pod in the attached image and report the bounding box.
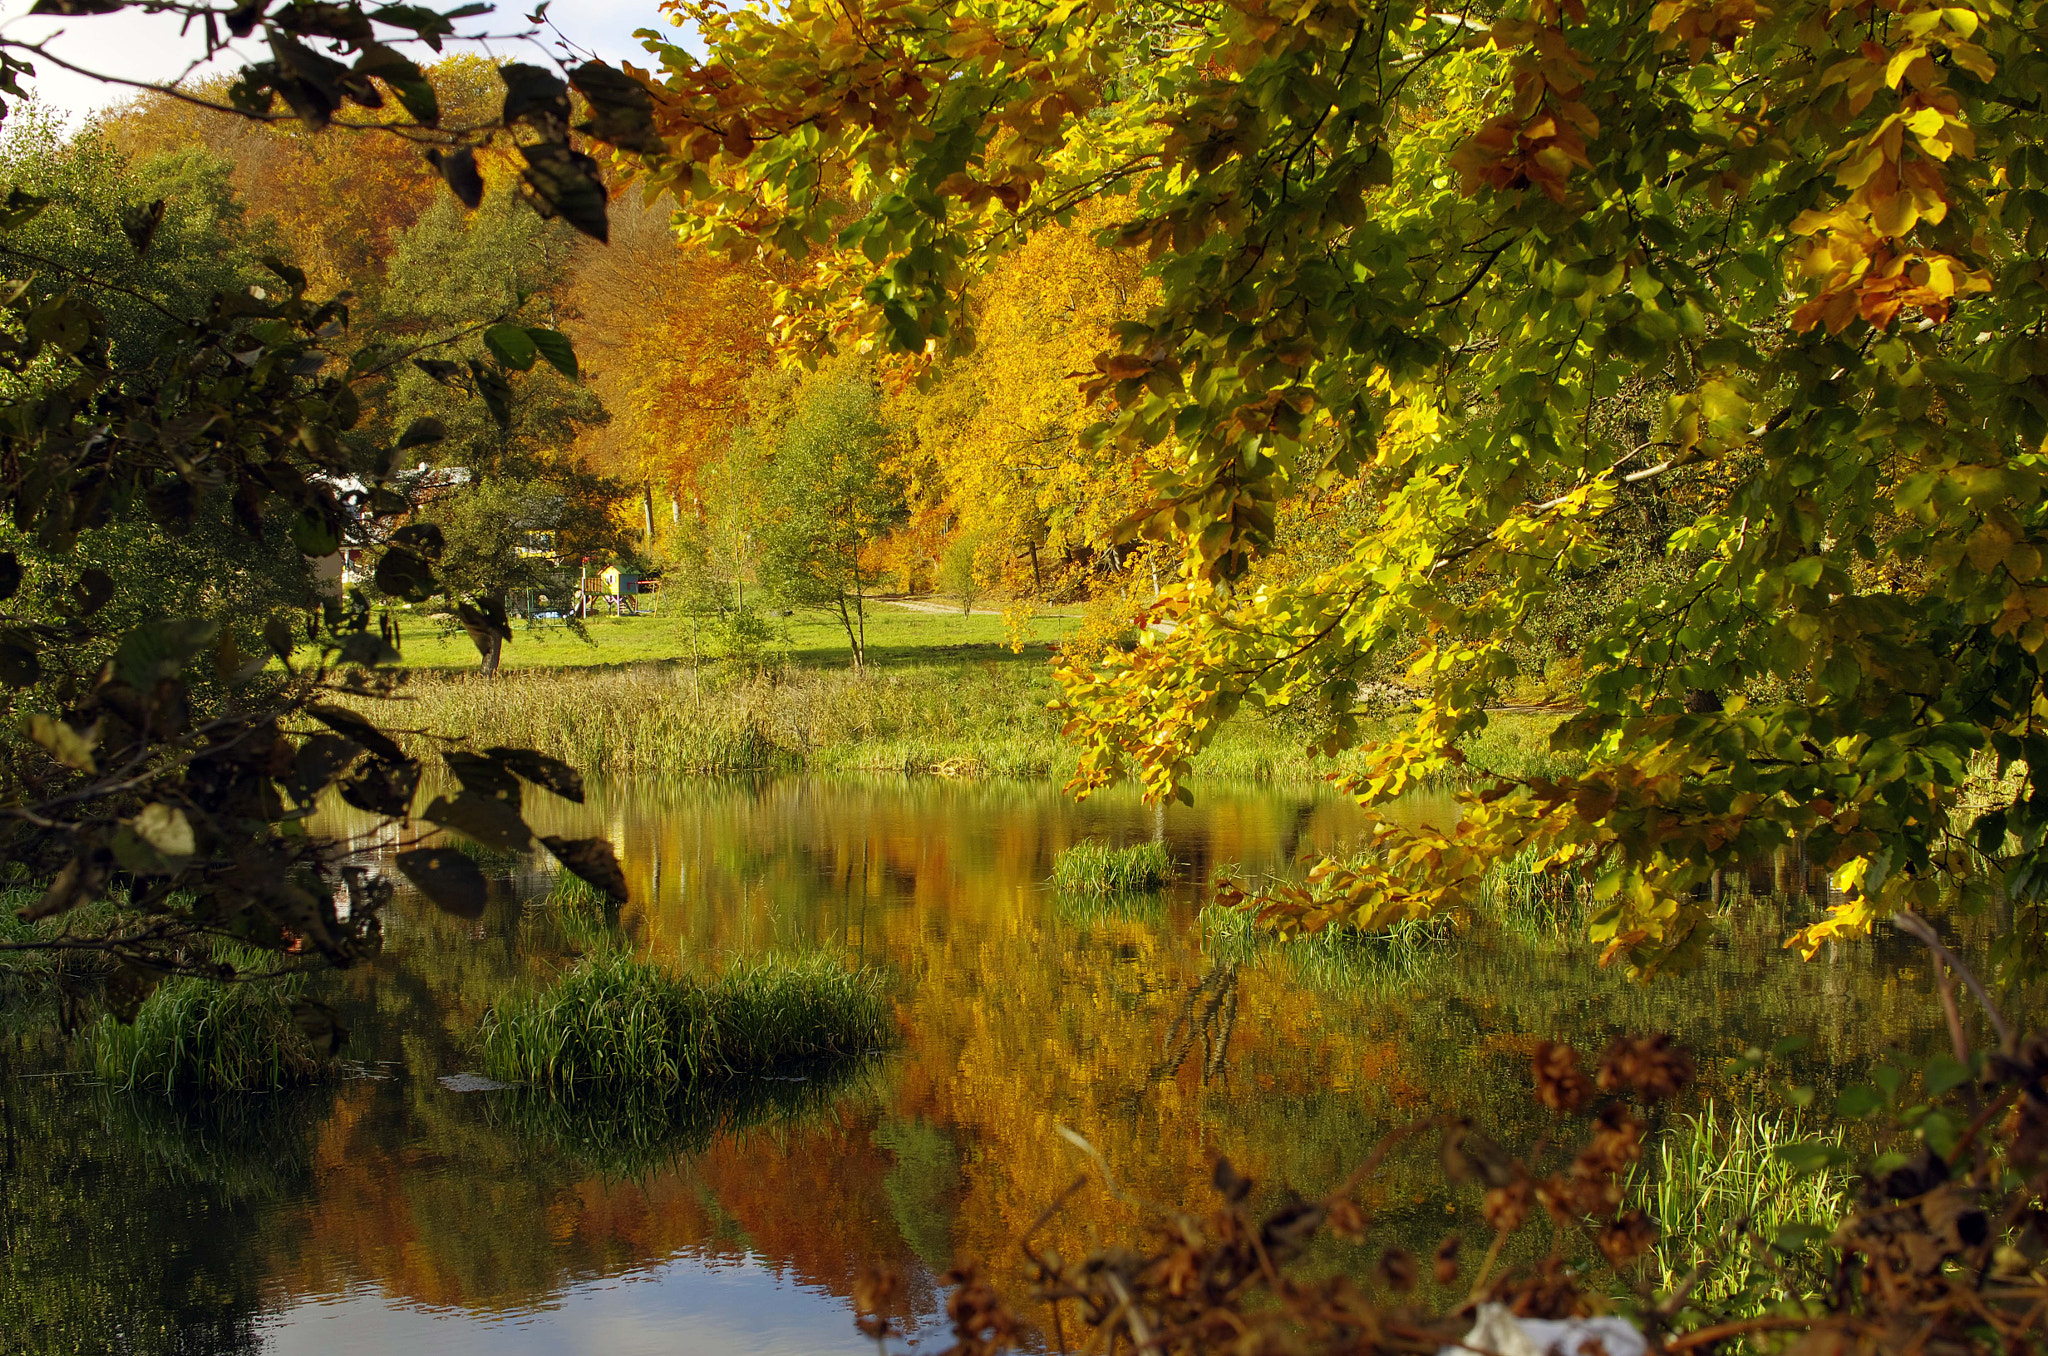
[1376,1246,1418,1292]
[1434,1233,1463,1285]
[1531,1039,1594,1112]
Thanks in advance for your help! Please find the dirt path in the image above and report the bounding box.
[874,595,1080,619]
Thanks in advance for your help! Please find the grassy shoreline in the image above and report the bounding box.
[341,658,1574,786]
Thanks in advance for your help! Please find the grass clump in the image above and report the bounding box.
[1202,903,1452,995]
[1051,840,1174,895]
[1477,845,1587,943]
[1628,1101,1854,1310]
[88,946,336,1096]
[479,950,891,1091]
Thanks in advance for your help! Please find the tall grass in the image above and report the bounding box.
[1051,840,1174,895]
[1628,1101,1854,1310]
[1476,845,1587,943]
[479,950,892,1091]
[1201,903,1453,996]
[88,944,337,1096]
[518,870,623,953]
[333,662,1566,785]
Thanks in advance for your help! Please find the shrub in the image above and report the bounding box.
[1051,840,1174,895]
[88,945,336,1096]
[479,950,891,1090]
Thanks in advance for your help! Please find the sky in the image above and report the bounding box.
[0,0,686,126]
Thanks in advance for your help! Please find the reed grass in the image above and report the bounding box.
[517,870,624,954]
[1051,840,1175,895]
[88,944,337,1096]
[1200,903,1454,995]
[1052,890,1170,930]
[1628,1101,1854,1310]
[1476,845,1587,943]
[478,950,892,1090]
[335,661,1569,785]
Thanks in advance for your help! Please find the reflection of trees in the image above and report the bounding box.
[0,1079,314,1355]
[1152,964,1239,1086]
[55,776,1990,1346]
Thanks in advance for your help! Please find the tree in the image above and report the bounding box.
[937,530,990,616]
[364,187,637,672]
[893,205,1170,605]
[748,359,907,670]
[634,0,2048,976]
[0,0,657,979]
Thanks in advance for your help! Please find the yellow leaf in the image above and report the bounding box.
[1967,520,2013,572]
[129,803,196,859]
[22,714,96,773]
[1947,41,1997,80]
[1884,44,1921,87]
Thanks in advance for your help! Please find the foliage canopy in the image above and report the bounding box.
[637,0,2048,974]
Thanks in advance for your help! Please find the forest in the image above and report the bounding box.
[0,0,2046,1354]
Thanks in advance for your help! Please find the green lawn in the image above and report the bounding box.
[385,600,1081,671]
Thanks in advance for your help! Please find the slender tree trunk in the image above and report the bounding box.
[478,631,503,675]
[836,592,861,671]
[854,577,867,666]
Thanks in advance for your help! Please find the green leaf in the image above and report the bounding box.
[1835,1084,1883,1118]
[397,416,446,450]
[1919,1109,1960,1157]
[483,323,538,371]
[486,746,585,804]
[525,327,578,380]
[373,547,437,603]
[422,791,530,852]
[308,704,409,763]
[290,507,340,557]
[0,629,40,686]
[114,618,220,687]
[1772,1034,1812,1057]
[1924,1054,1972,1098]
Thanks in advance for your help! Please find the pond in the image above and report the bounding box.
[1,775,1972,1354]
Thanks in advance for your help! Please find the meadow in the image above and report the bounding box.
[336,600,1574,786]
[380,598,1079,672]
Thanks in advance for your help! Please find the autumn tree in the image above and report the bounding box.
[625,0,2048,977]
[564,191,776,506]
[896,206,1169,605]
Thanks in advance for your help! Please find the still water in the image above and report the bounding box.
[3,776,1966,1354]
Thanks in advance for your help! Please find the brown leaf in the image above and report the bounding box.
[542,835,628,904]
[423,792,531,852]
[396,847,488,919]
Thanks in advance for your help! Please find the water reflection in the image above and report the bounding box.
[3,775,1975,1354]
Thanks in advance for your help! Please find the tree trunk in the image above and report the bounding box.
[478,630,503,675]
[836,593,862,671]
